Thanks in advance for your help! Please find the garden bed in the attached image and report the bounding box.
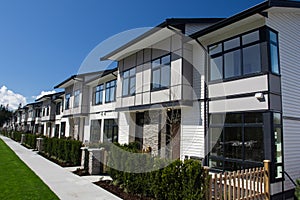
[94,180,154,200]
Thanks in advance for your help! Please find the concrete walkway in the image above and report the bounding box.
[0,135,121,200]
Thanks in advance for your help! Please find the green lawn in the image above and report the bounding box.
[0,138,59,200]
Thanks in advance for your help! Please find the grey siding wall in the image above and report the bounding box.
[266,10,300,192]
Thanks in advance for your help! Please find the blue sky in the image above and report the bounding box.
[0,0,264,109]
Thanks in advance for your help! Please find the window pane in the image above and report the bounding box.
[123,70,129,78]
[209,114,224,125]
[152,59,160,68]
[105,89,110,102]
[275,165,283,179]
[225,113,242,124]
[243,44,261,75]
[224,50,241,78]
[274,113,281,125]
[224,37,240,51]
[161,65,170,88]
[152,69,160,89]
[269,30,278,44]
[210,56,223,81]
[130,68,136,76]
[224,127,242,159]
[210,128,223,157]
[270,44,279,74]
[244,127,264,161]
[274,128,282,163]
[110,87,115,102]
[90,120,101,143]
[161,55,171,65]
[242,31,259,45]
[122,78,129,96]
[129,77,136,95]
[209,43,222,55]
[244,112,263,123]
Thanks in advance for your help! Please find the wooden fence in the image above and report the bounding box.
[205,160,270,200]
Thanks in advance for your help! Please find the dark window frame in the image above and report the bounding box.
[103,119,118,143]
[73,90,80,108]
[122,67,136,97]
[65,93,71,110]
[208,26,280,83]
[93,84,104,105]
[208,112,265,172]
[105,79,117,103]
[151,54,171,91]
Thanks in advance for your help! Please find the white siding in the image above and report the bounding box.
[181,101,205,159]
[282,119,300,191]
[266,10,300,192]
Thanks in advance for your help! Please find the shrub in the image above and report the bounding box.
[42,137,82,166]
[107,142,209,200]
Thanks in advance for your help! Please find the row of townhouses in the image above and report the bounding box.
[4,0,300,198]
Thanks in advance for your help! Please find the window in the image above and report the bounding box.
[209,112,264,171]
[104,119,118,143]
[90,120,101,143]
[65,94,71,110]
[208,28,280,81]
[122,68,136,96]
[269,30,280,74]
[56,102,61,115]
[46,106,49,116]
[73,90,80,107]
[105,80,116,103]
[151,54,171,90]
[94,84,104,105]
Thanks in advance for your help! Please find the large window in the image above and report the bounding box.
[65,93,71,110]
[208,27,279,81]
[73,90,80,107]
[209,112,264,171]
[122,68,136,96]
[105,80,116,103]
[151,54,171,90]
[94,84,104,105]
[104,119,118,143]
[90,120,101,143]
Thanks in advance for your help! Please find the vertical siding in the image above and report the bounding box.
[267,11,300,191]
[181,101,205,159]
[118,112,130,144]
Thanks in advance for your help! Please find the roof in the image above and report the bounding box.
[54,69,116,89]
[35,91,65,102]
[100,18,224,61]
[190,0,300,39]
[85,68,118,85]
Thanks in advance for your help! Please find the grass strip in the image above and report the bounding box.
[0,138,58,200]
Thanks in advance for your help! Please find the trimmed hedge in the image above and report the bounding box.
[0,130,82,166]
[108,143,209,200]
[43,137,82,166]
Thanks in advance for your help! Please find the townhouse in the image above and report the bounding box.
[100,0,300,198]
[25,102,42,134]
[35,92,64,137]
[4,0,300,198]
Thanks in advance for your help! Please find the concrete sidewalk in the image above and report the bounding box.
[0,135,121,200]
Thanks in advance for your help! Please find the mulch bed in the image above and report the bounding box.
[94,180,154,200]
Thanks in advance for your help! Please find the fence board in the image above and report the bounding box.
[207,160,270,200]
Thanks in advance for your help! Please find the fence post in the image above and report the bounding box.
[204,166,212,200]
[264,160,271,200]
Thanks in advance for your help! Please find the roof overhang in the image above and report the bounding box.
[101,27,177,61]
